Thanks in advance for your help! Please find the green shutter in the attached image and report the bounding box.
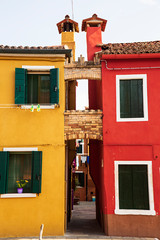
[120,79,144,118]
[50,68,59,104]
[119,165,133,209]
[32,151,42,193]
[120,80,131,118]
[130,79,143,118]
[15,68,27,104]
[119,165,149,210]
[0,152,8,194]
[132,165,149,210]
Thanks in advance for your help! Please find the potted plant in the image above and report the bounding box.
[16,180,28,193]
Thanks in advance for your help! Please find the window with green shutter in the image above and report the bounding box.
[116,74,148,122]
[119,165,149,210]
[15,68,59,105]
[0,151,42,194]
[120,79,143,118]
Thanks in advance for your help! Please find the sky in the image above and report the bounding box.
[0,0,160,109]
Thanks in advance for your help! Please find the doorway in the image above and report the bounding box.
[65,138,104,236]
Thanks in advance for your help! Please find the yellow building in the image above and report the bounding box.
[0,45,72,237]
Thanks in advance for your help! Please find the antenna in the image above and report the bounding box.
[71,0,74,19]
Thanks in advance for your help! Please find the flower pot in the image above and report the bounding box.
[17,188,23,193]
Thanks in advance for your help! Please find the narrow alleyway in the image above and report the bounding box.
[66,201,106,237]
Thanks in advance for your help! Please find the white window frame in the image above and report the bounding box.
[114,161,155,215]
[76,139,84,155]
[21,65,58,110]
[116,74,148,122]
[0,147,38,198]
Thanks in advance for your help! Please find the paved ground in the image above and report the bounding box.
[0,202,158,240]
[66,201,104,237]
[65,201,157,240]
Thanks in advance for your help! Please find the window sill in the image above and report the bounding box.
[117,117,148,122]
[21,104,59,110]
[0,193,37,198]
[115,209,156,215]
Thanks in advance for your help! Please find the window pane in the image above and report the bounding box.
[119,165,149,210]
[76,140,83,154]
[39,75,50,104]
[120,79,144,118]
[27,75,38,104]
[27,75,50,104]
[75,172,84,187]
[7,153,32,193]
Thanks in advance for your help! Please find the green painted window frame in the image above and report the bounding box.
[0,150,42,194]
[15,68,59,105]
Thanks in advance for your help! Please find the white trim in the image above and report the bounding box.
[76,139,84,155]
[0,193,36,198]
[116,74,148,122]
[75,171,84,173]
[3,147,38,152]
[114,161,155,215]
[21,105,56,110]
[22,65,55,70]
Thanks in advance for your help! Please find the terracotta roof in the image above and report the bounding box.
[0,45,66,50]
[98,41,160,55]
[82,14,107,32]
[0,45,72,58]
[57,15,79,33]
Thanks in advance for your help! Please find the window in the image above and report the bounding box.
[76,139,84,154]
[0,149,42,194]
[75,171,85,187]
[15,67,59,105]
[116,74,148,122]
[115,161,155,215]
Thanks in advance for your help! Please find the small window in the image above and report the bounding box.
[76,139,84,154]
[116,74,148,122]
[15,68,59,105]
[115,161,155,215]
[0,150,42,194]
[75,172,84,187]
[7,152,32,193]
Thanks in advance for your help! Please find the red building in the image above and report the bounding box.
[82,14,160,238]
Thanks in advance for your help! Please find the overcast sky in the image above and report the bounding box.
[0,0,159,109]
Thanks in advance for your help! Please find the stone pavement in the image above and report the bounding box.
[65,201,158,240]
[0,202,158,240]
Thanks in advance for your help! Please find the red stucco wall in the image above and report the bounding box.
[102,57,160,146]
[86,20,160,237]
[87,27,102,110]
[101,56,160,217]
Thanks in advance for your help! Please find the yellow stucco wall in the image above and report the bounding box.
[62,32,75,61]
[0,55,65,237]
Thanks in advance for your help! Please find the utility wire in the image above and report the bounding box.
[71,0,74,20]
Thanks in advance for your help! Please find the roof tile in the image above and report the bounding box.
[99,41,160,55]
[0,45,66,50]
